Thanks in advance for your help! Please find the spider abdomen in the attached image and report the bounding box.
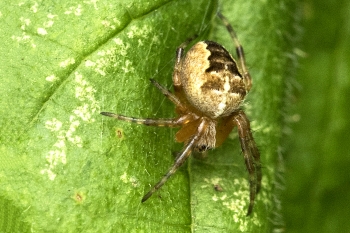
[180,41,247,119]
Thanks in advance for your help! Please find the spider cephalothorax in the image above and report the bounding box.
[101,12,261,216]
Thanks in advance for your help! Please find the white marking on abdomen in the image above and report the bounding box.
[214,76,230,118]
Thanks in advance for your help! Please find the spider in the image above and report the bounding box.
[101,12,261,216]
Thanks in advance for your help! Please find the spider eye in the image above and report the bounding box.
[198,144,208,152]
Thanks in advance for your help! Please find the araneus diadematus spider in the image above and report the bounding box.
[101,12,261,216]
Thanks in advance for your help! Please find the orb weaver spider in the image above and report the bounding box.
[101,12,261,216]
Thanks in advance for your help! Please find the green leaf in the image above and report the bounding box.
[0,0,299,231]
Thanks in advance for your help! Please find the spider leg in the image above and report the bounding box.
[149,78,186,111]
[173,35,198,87]
[100,112,191,127]
[217,12,252,91]
[142,118,207,202]
[233,110,261,216]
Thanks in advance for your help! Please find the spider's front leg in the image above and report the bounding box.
[149,78,185,110]
[101,79,189,127]
[142,118,208,202]
[100,112,186,127]
[233,110,262,216]
[172,35,198,88]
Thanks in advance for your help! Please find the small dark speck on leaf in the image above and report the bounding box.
[214,184,223,192]
[115,128,124,139]
[73,191,85,204]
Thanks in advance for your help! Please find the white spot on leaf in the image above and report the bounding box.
[20,17,30,30]
[43,20,54,28]
[41,149,66,180]
[86,38,132,76]
[12,32,30,42]
[37,28,47,35]
[41,72,99,180]
[84,0,99,10]
[59,58,75,68]
[45,74,58,82]
[85,60,96,67]
[121,60,134,73]
[30,2,38,13]
[45,118,62,131]
[73,72,99,122]
[101,20,116,30]
[120,172,139,187]
[64,4,83,16]
[120,172,128,183]
[113,18,121,26]
[47,13,57,19]
[126,25,151,39]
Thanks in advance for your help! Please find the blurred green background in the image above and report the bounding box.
[283,0,350,232]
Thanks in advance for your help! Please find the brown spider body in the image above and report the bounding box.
[101,13,261,216]
[180,41,246,119]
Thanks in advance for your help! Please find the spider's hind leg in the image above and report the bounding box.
[232,110,262,216]
[217,12,252,91]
